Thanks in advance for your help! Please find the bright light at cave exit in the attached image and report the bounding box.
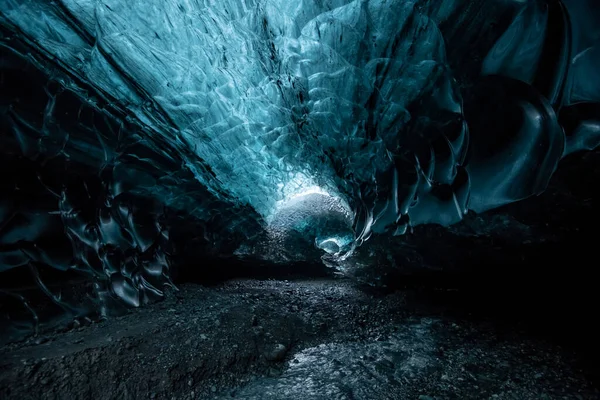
[269,172,354,255]
[273,173,340,209]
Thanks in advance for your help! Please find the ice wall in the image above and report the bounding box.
[1,0,599,320]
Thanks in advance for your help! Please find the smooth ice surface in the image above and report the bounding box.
[1,0,600,316]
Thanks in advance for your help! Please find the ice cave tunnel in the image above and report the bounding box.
[0,0,599,337]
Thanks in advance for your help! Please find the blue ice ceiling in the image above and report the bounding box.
[1,0,599,313]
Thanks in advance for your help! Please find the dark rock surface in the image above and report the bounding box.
[1,278,598,400]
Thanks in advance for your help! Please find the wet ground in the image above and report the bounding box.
[1,277,598,400]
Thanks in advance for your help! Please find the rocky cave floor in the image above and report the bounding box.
[1,276,599,400]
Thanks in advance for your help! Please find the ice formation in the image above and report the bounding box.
[1,0,599,319]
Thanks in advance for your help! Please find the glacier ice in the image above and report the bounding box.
[1,0,600,320]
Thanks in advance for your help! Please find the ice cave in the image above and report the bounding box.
[1,0,600,398]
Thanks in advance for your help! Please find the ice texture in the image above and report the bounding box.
[1,0,599,318]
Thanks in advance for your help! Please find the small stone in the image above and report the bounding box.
[265,344,288,362]
[211,386,217,393]
[418,396,434,400]
[34,337,48,345]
